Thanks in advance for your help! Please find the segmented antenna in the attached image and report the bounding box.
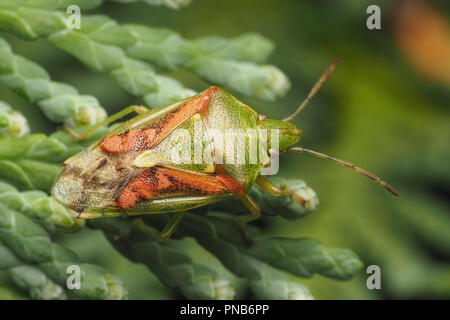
[286,147,399,196]
[283,59,338,122]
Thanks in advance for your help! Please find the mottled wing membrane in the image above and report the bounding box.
[52,146,144,213]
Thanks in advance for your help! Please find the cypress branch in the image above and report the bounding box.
[245,237,363,280]
[0,159,61,192]
[0,203,127,299]
[0,37,106,127]
[0,5,289,104]
[0,241,67,299]
[0,181,84,234]
[148,213,315,299]
[88,217,235,299]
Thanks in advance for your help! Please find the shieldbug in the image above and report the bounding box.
[52,61,398,241]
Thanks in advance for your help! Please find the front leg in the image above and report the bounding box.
[256,176,307,206]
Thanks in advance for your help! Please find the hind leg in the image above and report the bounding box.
[116,212,185,243]
[236,194,261,243]
[159,212,186,241]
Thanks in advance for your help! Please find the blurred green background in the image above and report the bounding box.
[0,0,449,299]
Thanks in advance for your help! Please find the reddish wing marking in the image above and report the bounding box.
[117,166,229,211]
[101,87,217,153]
[215,165,246,195]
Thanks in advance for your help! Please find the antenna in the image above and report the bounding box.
[286,147,399,196]
[283,59,338,122]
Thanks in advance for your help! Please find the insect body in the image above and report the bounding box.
[52,62,398,240]
[53,86,294,216]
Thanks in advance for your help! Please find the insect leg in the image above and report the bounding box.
[256,176,308,207]
[115,213,186,243]
[236,193,261,243]
[115,217,165,242]
[64,105,150,141]
[159,212,186,241]
[114,218,150,242]
[255,176,284,196]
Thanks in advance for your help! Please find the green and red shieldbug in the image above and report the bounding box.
[52,61,398,241]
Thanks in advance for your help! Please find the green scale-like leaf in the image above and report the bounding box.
[0,101,29,137]
[0,5,289,106]
[0,181,84,234]
[0,241,67,299]
[0,203,127,299]
[89,217,235,300]
[0,37,106,127]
